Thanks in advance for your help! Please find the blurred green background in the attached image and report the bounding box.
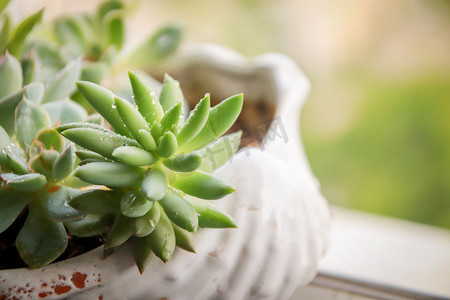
[11,0,450,228]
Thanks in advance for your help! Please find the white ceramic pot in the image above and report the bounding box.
[0,44,330,300]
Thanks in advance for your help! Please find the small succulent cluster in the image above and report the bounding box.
[0,0,243,272]
[59,72,243,272]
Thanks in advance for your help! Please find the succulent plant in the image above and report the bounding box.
[58,71,243,272]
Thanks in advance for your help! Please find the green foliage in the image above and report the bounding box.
[59,71,243,271]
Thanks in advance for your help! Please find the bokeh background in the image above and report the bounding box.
[9,0,450,229]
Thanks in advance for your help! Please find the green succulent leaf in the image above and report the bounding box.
[172,171,235,200]
[146,207,175,262]
[132,236,153,274]
[75,150,107,161]
[133,201,161,237]
[0,189,32,234]
[24,40,65,83]
[68,189,121,214]
[65,214,113,237]
[97,0,123,23]
[0,14,11,55]
[81,62,109,84]
[1,173,47,192]
[0,0,11,16]
[173,224,195,253]
[186,196,237,228]
[182,94,243,152]
[41,59,82,103]
[141,168,168,201]
[36,128,63,152]
[29,150,57,178]
[15,98,51,150]
[127,25,182,69]
[52,143,76,181]
[159,74,184,113]
[16,200,68,268]
[197,131,242,173]
[177,94,210,147]
[0,125,11,148]
[24,82,44,103]
[0,52,22,99]
[21,54,37,86]
[137,129,157,152]
[74,162,145,187]
[160,101,182,132]
[105,214,134,249]
[6,8,43,57]
[112,146,157,167]
[43,100,88,125]
[54,17,87,55]
[150,121,163,140]
[128,70,164,123]
[121,190,153,218]
[163,152,202,172]
[76,81,131,137]
[159,189,198,232]
[41,186,85,222]
[59,127,139,159]
[0,88,25,135]
[114,96,149,139]
[3,143,29,174]
[104,11,124,49]
[157,131,177,158]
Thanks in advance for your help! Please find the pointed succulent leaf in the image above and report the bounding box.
[39,149,59,170]
[16,200,68,268]
[55,121,112,133]
[133,202,161,237]
[97,0,123,23]
[160,101,182,132]
[112,146,157,166]
[68,189,121,214]
[177,94,210,147]
[159,74,184,113]
[24,82,44,103]
[65,214,113,237]
[150,121,163,140]
[41,59,82,103]
[0,125,11,148]
[0,14,11,52]
[75,150,106,161]
[121,190,153,218]
[52,143,76,181]
[159,189,198,232]
[104,10,124,49]
[59,127,138,159]
[197,131,242,173]
[74,162,145,187]
[114,96,149,139]
[163,152,202,172]
[173,224,195,253]
[0,189,32,233]
[146,208,176,262]
[182,94,243,152]
[157,131,177,158]
[6,9,43,57]
[128,70,164,123]
[127,25,182,69]
[186,196,237,228]
[1,173,47,192]
[76,81,131,137]
[41,186,85,222]
[0,52,22,99]
[172,171,235,200]
[141,168,168,201]
[3,143,29,174]
[105,214,134,249]
[54,17,87,53]
[137,129,157,152]
[21,54,37,86]
[0,86,26,135]
[132,236,153,274]
[43,100,88,125]
[15,98,51,150]
[37,127,63,152]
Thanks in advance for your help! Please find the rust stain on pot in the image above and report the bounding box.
[70,272,87,289]
[54,284,71,295]
[38,291,52,298]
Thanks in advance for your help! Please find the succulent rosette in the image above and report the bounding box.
[58,71,243,272]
